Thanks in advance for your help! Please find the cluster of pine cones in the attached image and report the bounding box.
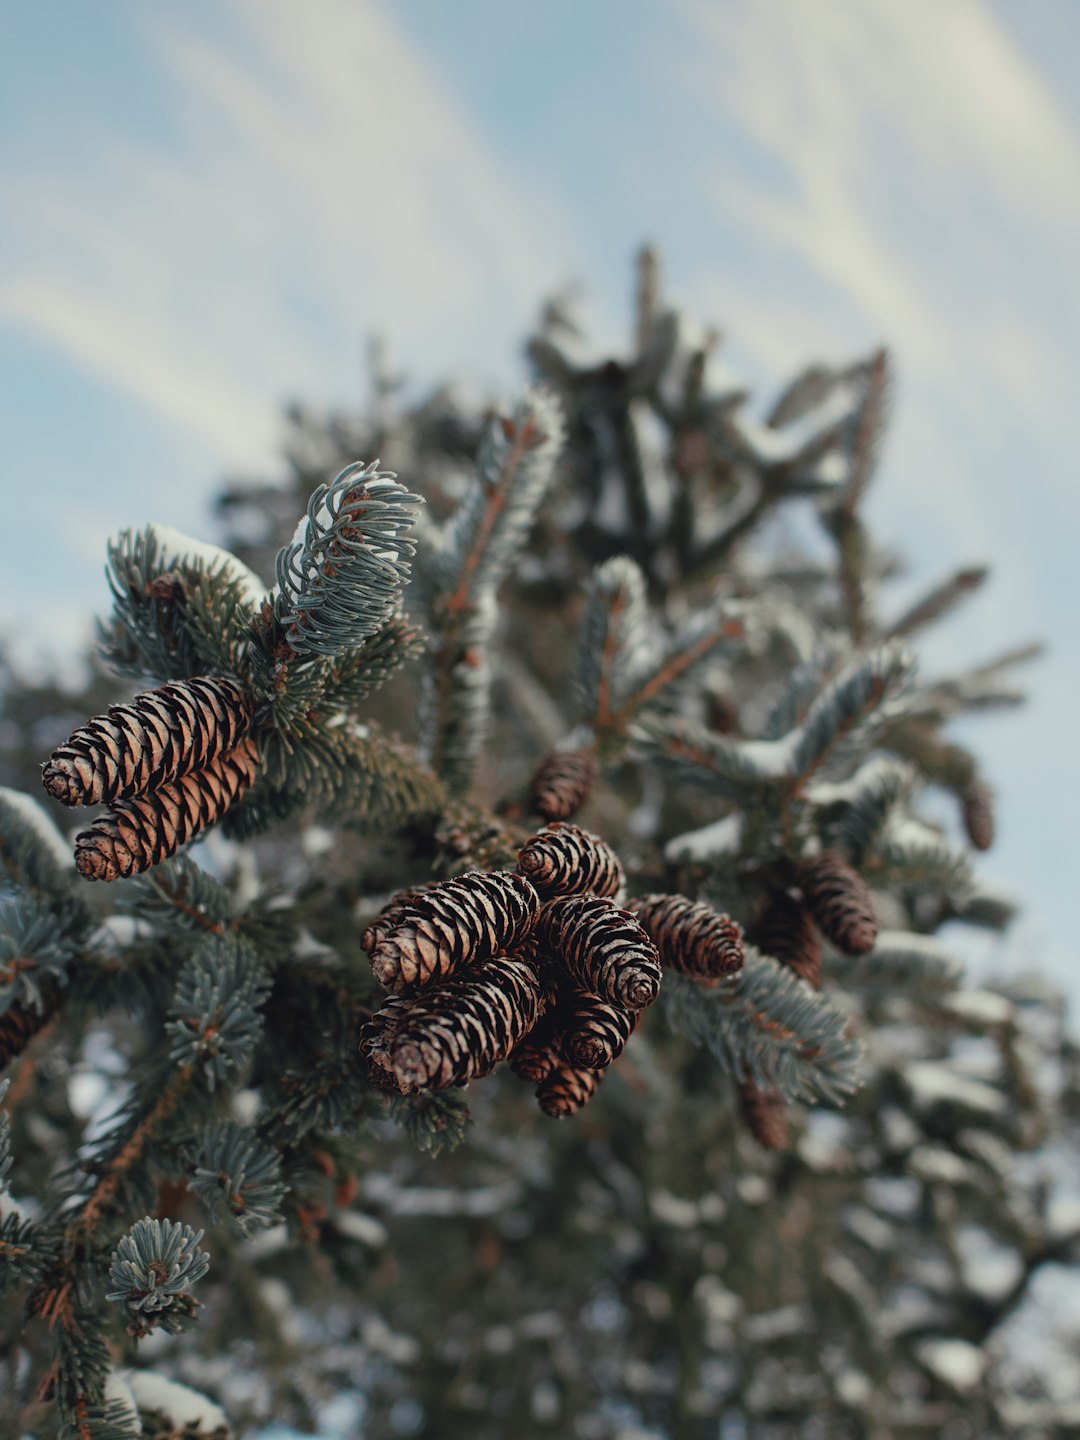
[360,822,746,1117]
[41,677,258,880]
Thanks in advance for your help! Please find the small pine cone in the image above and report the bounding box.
[516,822,624,901]
[73,739,259,882]
[796,851,878,957]
[560,989,638,1070]
[369,870,541,993]
[363,954,541,1092]
[739,1077,789,1151]
[42,676,252,807]
[747,891,822,990]
[962,781,995,852]
[536,1062,604,1118]
[540,895,661,1012]
[529,749,598,823]
[508,1013,565,1085]
[629,894,744,987]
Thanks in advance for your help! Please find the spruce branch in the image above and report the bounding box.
[662,950,863,1105]
[884,565,989,640]
[576,555,652,731]
[105,1216,209,1338]
[166,935,270,1090]
[786,643,914,787]
[0,786,74,895]
[388,1091,472,1157]
[188,1122,287,1237]
[0,899,75,1013]
[273,460,423,660]
[829,930,963,993]
[819,757,914,865]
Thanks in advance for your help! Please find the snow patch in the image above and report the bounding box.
[665,812,742,863]
[148,524,267,609]
[119,1370,228,1434]
[904,1061,1006,1117]
[0,787,72,868]
[914,1338,985,1392]
[943,990,1016,1027]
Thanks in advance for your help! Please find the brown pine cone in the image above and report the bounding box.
[739,1076,789,1151]
[42,676,253,807]
[369,870,541,993]
[360,882,441,955]
[560,989,638,1070]
[0,986,61,1069]
[536,1062,605,1118]
[540,895,661,1012]
[508,1012,565,1085]
[528,749,598,823]
[73,739,259,882]
[362,954,541,1092]
[516,822,624,901]
[629,894,744,986]
[747,891,822,990]
[796,851,878,957]
[962,781,995,852]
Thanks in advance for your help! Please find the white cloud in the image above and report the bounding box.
[0,0,580,467]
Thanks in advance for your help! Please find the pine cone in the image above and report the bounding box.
[540,895,661,1012]
[560,989,638,1070]
[536,1062,604,1118]
[739,1077,789,1151]
[796,851,878,957]
[629,894,744,986]
[508,1013,565,1085]
[362,954,541,1092]
[360,882,441,955]
[0,987,61,1069]
[528,749,598,823]
[369,871,541,993]
[748,891,822,990]
[516,822,624,901]
[962,781,995,852]
[42,677,253,807]
[73,739,259,882]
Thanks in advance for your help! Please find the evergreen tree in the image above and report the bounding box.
[1,250,1074,1440]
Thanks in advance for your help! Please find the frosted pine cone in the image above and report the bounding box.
[748,891,822,990]
[516,822,624,901]
[560,989,638,1070]
[362,954,541,1092]
[629,894,744,986]
[962,781,995,852]
[540,895,661,1012]
[529,749,598,823]
[796,852,878,957]
[369,871,541,993]
[739,1077,789,1151]
[73,740,259,882]
[43,677,252,807]
[536,1062,604,1118]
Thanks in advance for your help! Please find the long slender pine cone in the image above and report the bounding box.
[42,676,253,807]
[795,851,878,957]
[369,871,541,993]
[560,988,638,1070]
[536,1062,605,1118]
[629,894,744,987]
[528,749,598,823]
[539,895,661,1012]
[516,822,624,901]
[739,1076,789,1151]
[508,1012,565,1085]
[362,954,541,1092]
[73,739,259,882]
[962,781,995,852]
[747,891,822,990]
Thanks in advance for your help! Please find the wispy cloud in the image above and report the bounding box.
[0,0,580,466]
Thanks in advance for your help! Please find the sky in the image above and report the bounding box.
[1,0,1077,1001]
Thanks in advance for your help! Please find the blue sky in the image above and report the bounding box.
[2,0,1077,1000]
